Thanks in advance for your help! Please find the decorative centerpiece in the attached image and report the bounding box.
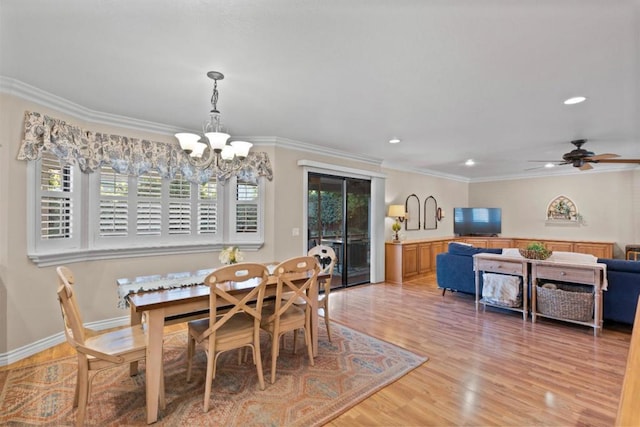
[219,246,243,265]
[519,242,552,260]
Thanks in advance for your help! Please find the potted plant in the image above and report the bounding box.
[391,221,402,242]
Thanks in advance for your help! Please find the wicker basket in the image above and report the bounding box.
[536,283,594,322]
[519,249,552,260]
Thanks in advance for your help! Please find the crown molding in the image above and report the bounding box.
[1,76,192,135]
[382,160,471,183]
[1,76,388,168]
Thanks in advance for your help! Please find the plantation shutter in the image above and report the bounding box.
[137,171,162,236]
[235,178,258,233]
[198,176,218,234]
[168,172,191,235]
[39,153,73,240]
[99,167,129,237]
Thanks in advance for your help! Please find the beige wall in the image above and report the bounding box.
[469,171,640,258]
[1,90,638,359]
[381,168,468,241]
[0,93,387,356]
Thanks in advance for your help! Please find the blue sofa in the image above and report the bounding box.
[436,242,640,325]
[599,258,640,325]
[436,243,502,295]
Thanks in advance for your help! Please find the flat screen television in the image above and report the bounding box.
[453,207,502,236]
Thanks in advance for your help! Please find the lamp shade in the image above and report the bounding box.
[221,145,235,160]
[388,205,405,218]
[190,141,207,158]
[175,133,202,154]
[205,131,230,151]
[231,140,253,159]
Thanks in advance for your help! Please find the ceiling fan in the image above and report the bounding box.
[530,139,640,171]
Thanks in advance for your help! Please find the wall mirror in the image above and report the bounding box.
[405,194,421,230]
[424,196,437,230]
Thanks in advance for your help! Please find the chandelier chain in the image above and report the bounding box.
[210,79,219,114]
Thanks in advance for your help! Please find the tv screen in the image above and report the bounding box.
[453,207,502,236]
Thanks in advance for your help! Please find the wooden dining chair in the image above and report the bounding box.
[56,266,163,427]
[261,256,319,384]
[186,263,269,412]
[285,245,337,344]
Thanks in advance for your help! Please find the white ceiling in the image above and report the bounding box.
[2,0,639,180]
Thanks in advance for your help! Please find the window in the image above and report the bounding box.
[228,176,264,243]
[32,153,79,252]
[29,159,264,266]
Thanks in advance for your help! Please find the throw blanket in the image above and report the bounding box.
[482,273,522,307]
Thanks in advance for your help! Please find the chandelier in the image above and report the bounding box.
[175,71,252,170]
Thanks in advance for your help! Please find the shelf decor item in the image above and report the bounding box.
[519,242,552,260]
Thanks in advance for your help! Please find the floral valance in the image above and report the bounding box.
[17,111,273,184]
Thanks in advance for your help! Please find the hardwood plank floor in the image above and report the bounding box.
[2,274,631,426]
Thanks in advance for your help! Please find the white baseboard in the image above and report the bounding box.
[0,316,130,367]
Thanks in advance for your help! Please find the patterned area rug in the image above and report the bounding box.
[0,322,427,426]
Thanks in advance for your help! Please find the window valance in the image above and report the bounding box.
[17,111,273,184]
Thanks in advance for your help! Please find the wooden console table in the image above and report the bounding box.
[473,253,606,334]
[531,259,606,336]
[473,253,529,320]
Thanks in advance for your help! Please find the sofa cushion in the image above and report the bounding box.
[598,258,640,273]
[448,242,502,256]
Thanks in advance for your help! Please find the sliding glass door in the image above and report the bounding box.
[307,173,370,287]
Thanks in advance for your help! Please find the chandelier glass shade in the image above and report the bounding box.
[175,71,253,170]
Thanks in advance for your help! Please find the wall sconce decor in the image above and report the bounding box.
[388,204,406,242]
[437,207,445,221]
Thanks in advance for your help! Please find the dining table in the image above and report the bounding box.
[120,266,327,424]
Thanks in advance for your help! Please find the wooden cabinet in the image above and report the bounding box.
[385,238,452,284]
[386,236,614,285]
[512,239,613,259]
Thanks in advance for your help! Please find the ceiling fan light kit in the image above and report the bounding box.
[529,139,640,171]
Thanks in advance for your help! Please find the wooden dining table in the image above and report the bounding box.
[124,268,326,424]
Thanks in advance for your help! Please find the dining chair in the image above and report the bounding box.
[285,245,337,343]
[186,263,269,412]
[56,266,163,427]
[261,256,319,384]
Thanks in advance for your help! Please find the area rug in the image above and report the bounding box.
[0,322,427,426]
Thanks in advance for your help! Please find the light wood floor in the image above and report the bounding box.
[3,274,632,426]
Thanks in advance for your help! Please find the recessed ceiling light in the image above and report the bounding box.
[465,159,475,166]
[544,163,555,168]
[564,96,587,105]
[389,138,401,144]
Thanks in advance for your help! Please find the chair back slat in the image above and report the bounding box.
[270,256,319,323]
[56,266,86,347]
[202,263,269,338]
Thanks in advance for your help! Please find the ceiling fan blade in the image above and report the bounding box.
[587,153,620,160]
[579,163,593,171]
[593,158,640,164]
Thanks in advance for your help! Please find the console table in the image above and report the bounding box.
[473,253,607,335]
[473,253,528,320]
[531,259,606,336]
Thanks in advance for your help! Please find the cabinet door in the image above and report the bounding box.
[464,238,489,248]
[574,243,612,258]
[487,238,514,249]
[545,241,574,252]
[402,244,419,278]
[431,241,447,269]
[418,243,432,274]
